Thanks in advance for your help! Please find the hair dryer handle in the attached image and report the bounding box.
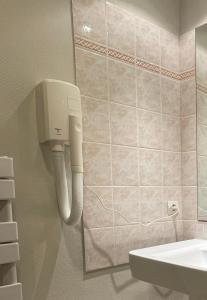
[69,115,83,173]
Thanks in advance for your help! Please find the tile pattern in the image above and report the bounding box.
[72,0,190,272]
[74,35,195,81]
[197,83,207,94]
[197,58,207,221]
[180,30,207,240]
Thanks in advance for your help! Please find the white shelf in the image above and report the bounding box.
[0,180,15,200]
[0,157,14,179]
[0,243,19,265]
[0,283,22,300]
[0,223,18,243]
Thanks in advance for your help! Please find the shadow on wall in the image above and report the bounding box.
[83,221,144,294]
[0,89,63,300]
[83,221,177,299]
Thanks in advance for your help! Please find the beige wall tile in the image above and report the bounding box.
[197,89,207,125]
[136,18,160,65]
[74,0,193,272]
[160,29,179,73]
[110,103,137,147]
[140,223,164,248]
[137,69,161,112]
[140,149,162,186]
[83,187,113,228]
[197,124,207,156]
[162,221,183,244]
[182,187,197,220]
[196,47,207,86]
[198,155,207,187]
[198,188,207,219]
[182,152,197,186]
[181,78,196,116]
[107,2,135,55]
[76,48,108,100]
[140,187,163,223]
[195,222,206,239]
[139,110,162,149]
[183,221,196,240]
[82,97,110,143]
[84,227,115,271]
[163,152,181,186]
[83,143,111,186]
[112,146,138,186]
[183,221,206,240]
[201,224,207,239]
[114,225,140,265]
[162,116,181,151]
[161,77,180,116]
[113,187,139,225]
[175,221,184,241]
[73,0,107,44]
[108,59,136,106]
[181,116,196,151]
[180,30,195,72]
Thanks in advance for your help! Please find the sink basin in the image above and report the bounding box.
[129,239,207,299]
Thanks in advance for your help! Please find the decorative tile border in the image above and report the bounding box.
[180,69,195,80]
[108,48,135,65]
[197,83,207,94]
[136,59,160,74]
[74,35,195,81]
[161,68,181,80]
[75,36,107,56]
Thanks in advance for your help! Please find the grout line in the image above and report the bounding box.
[135,49,141,224]
[105,1,117,265]
[160,27,166,224]
[83,141,183,153]
[84,219,187,231]
[82,93,183,117]
[85,185,186,188]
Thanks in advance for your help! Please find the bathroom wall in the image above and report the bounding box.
[73,0,184,273]
[0,0,188,299]
[180,0,207,239]
[196,25,207,220]
[181,0,207,34]
[0,1,77,299]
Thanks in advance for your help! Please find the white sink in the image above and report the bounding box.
[129,239,207,300]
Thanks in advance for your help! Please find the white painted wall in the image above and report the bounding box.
[181,0,207,33]
[0,0,185,299]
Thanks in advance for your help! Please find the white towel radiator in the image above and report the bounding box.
[0,157,22,300]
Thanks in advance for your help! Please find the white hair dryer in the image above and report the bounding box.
[36,79,83,225]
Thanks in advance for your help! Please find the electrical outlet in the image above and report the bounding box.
[167,201,179,216]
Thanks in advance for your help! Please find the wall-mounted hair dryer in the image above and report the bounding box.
[36,79,83,225]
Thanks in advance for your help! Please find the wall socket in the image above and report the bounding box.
[167,201,179,216]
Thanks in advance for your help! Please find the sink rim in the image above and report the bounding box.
[129,239,207,273]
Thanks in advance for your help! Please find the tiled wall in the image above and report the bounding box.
[180,29,207,236]
[73,0,194,272]
[180,31,198,237]
[196,35,207,220]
